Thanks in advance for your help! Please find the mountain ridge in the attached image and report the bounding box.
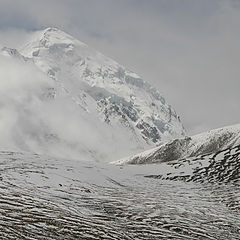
[113,123,240,164]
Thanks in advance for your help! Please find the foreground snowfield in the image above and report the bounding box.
[0,145,239,239]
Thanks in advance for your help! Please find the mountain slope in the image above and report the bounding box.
[0,27,185,161]
[113,123,240,164]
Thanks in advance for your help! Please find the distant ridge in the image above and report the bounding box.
[113,123,240,164]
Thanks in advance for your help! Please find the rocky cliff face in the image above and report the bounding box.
[0,27,185,161]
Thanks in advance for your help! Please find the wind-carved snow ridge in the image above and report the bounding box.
[114,123,240,165]
[0,27,185,162]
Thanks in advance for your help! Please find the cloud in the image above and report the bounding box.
[0,0,239,135]
[0,55,52,150]
[0,54,143,161]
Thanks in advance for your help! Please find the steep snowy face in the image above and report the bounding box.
[0,27,185,161]
[114,123,240,165]
[20,27,185,142]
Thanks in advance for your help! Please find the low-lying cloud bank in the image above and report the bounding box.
[0,56,51,151]
[0,55,141,161]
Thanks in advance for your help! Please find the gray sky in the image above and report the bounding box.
[0,0,239,135]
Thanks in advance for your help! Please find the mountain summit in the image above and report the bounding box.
[1,27,185,161]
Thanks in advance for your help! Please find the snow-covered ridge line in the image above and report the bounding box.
[113,123,240,165]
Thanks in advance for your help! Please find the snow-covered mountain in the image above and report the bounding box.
[113,123,240,164]
[0,27,185,161]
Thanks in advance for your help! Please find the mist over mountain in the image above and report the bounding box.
[0,27,185,161]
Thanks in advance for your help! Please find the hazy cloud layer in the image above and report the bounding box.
[0,0,239,134]
[0,55,142,161]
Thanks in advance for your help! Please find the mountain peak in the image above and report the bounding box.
[42,27,60,33]
[2,27,186,161]
[39,27,75,43]
[20,28,185,142]
[20,27,88,59]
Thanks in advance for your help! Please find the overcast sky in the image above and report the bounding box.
[0,0,239,135]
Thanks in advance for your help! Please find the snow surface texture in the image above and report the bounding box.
[0,146,239,239]
[0,27,185,162]
[114,123,240,164]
